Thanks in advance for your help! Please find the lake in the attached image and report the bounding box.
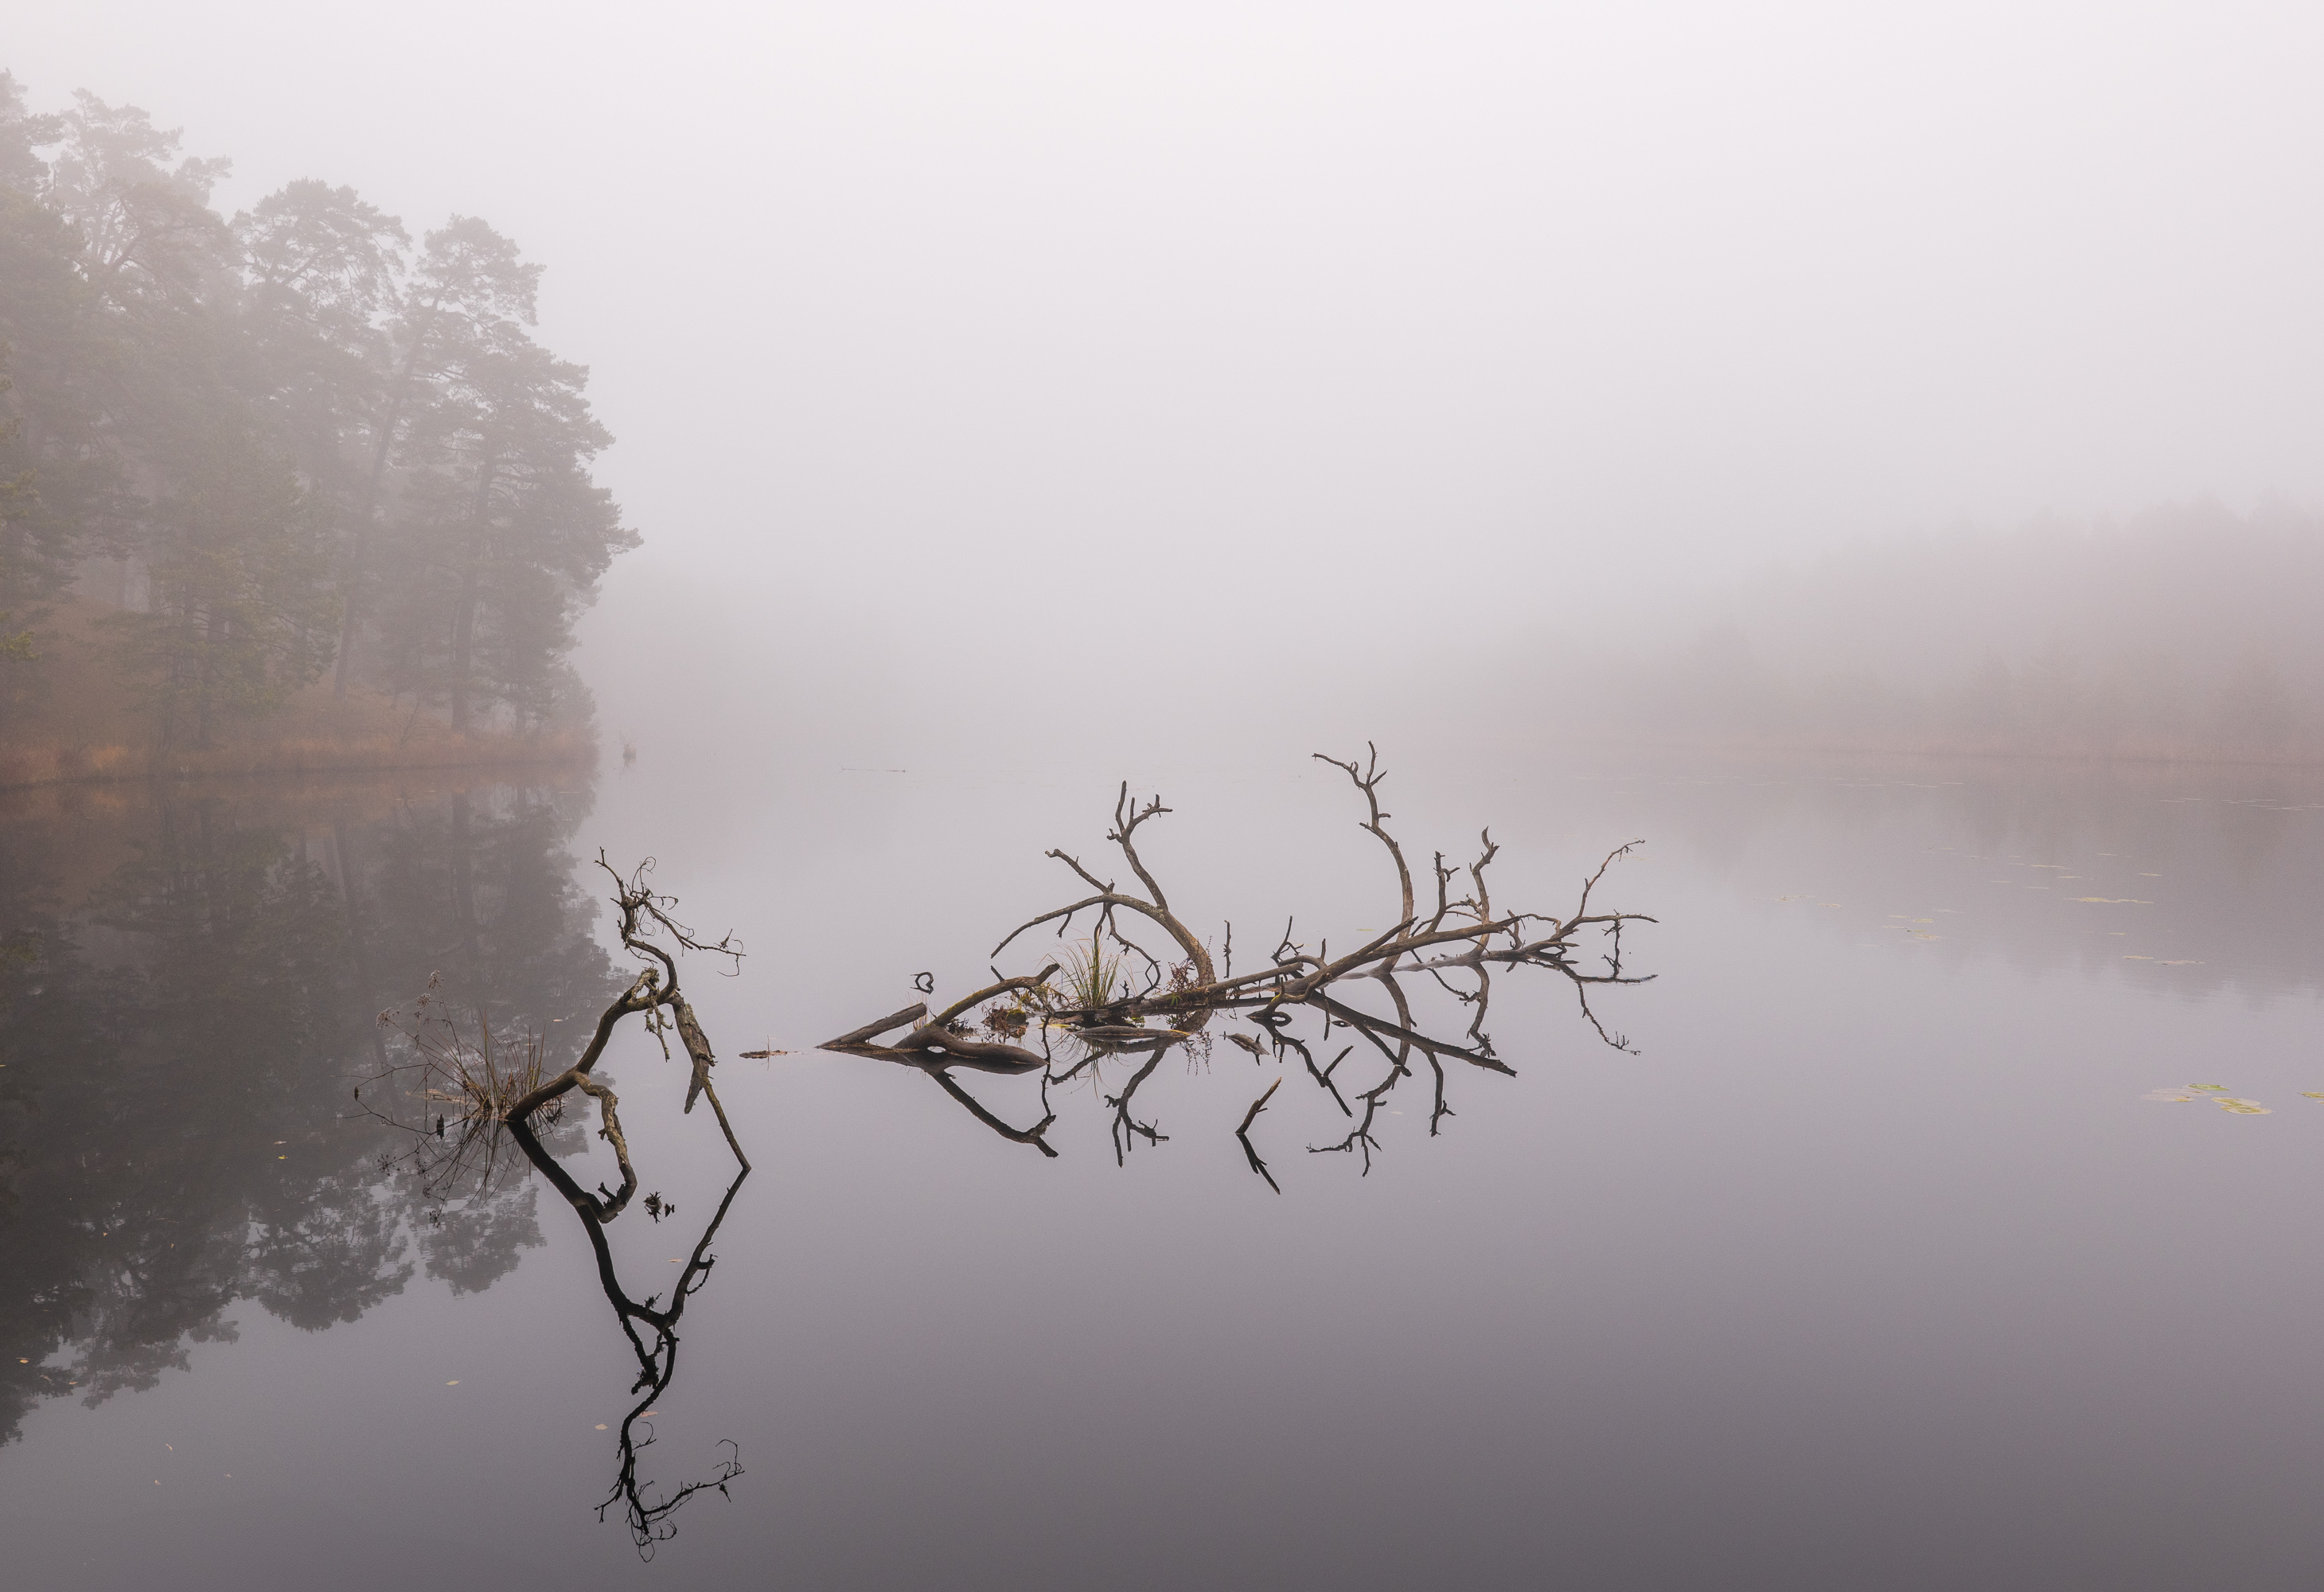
[3,740,2321,1590]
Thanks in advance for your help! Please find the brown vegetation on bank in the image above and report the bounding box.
[0,593,591,789]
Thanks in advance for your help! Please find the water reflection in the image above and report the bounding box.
[0,773,753,1559]
[0,775,617,1446]
[0,745,1664,1464]
[820,750,1656,1187]
[344,845,753,1552]
[6,750,2318,1588]
[1585,755,2324,998]
[509,1122,747,1554]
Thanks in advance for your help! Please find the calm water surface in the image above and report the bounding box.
[3,743,2321,1590]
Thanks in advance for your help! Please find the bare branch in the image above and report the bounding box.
[1237,1078,1283,1193]
[1313,742,1415,929]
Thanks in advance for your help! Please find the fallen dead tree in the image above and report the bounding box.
[358,853,748,1192]
[498,853,750,1195]
[821,745,1655,1185]
[354,856,751,1554]
[497,858,748,1555]
[506,1111,748,1557]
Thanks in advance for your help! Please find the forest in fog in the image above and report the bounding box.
[1576,502,2322,762]
[5,65,2321,778]
[0,72,628,778]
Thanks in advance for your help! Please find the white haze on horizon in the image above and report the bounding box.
[11,2,2324,756]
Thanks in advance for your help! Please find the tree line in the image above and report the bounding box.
[1578,501,2324,763]
[0,72,633,753]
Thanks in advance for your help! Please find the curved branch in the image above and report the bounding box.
[1314,743,1415,930]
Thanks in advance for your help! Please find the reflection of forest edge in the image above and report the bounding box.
[0,770,619,1446]
[1585,752,2323,999]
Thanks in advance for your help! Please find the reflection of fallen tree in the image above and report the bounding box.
[507,856,750,1555]
[354,856,749,1195]
[353,980,564,1200]
[822,747,1655,1184]
[508,1118,747,1555]
[360,856,751,1555]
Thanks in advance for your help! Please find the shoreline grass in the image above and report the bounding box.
[0,594,595,790]
[0,724,595,790]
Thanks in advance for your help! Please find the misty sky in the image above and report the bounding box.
[12,2,2323,716]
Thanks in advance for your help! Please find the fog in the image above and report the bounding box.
[11,19,2324,1580]
[10,2,2324,758]
[1583,501,2324,759]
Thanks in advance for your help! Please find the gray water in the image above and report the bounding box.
[3,742,2321,1590]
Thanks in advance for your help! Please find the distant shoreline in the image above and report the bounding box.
[1563,729,2324,771]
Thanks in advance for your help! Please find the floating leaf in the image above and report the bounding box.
[2189,1084,2228,1092]
[2217,1100,2271,1115]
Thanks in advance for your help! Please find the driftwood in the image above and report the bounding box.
[501,854,750,1202]
[821,746,1655,1183]
[496,858,748,1555]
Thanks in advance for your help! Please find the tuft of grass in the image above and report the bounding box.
[1055,927,1128,1010]
[386,988,550,1124]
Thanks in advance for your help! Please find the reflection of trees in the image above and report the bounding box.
[0,775,617,1444]
[1605,760,2324,1001]
[822,749,1655,1185]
